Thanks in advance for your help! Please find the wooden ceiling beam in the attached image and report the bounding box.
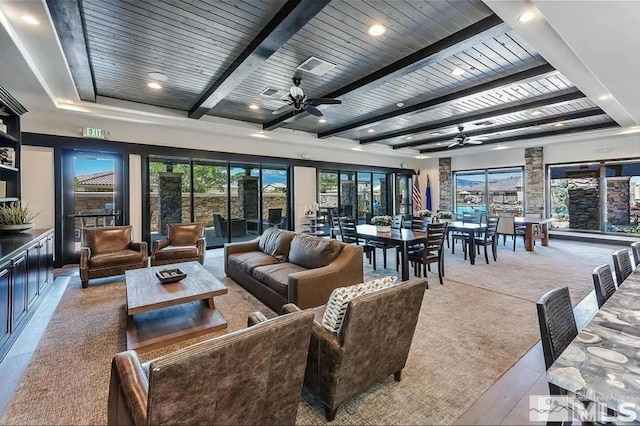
[418,121,619,154]
[394,108,605,150]
[188,0,330,119]
[359,88,585,144]
[318,64,557,139]
[263,14,508,131]
[46,0,96,102]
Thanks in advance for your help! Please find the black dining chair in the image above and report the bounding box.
[592,264,616,309]
[612,249,633,285]
[367,215,401,269]
[631,241,640,267]
[339,217,376,270]
[463,215,499,264]
[407,222,447,287]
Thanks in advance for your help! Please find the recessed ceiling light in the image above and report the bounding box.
[368,24,386,37]
[531,110,543,116]
[554,122,565,127]
[352,147,363,151]
[318,118,327,123]
[451,67,466,77]
[21,15,40,26]
[493,145,509,150]
[396,102,404,108]
[436,143,443,146]
[147,82,162,89]
[367,129,375,133]
[147,72,168,81]
[598,94,611,101]
[249,104,260,110]
[415,155,429,159]
[406,136,413,140]
[518,11,535,23]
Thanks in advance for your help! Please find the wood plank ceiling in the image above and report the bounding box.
[49,0,619,153]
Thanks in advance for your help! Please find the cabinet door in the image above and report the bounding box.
[11,254,27,329]
[44,233,54,285]
[27,244,39,306]
[0,264,10,346]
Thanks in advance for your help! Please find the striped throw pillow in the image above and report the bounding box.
[321,276,398,334]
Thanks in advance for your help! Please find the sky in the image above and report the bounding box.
[74,157,114,176]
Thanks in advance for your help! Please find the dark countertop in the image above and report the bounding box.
[0,229,53,263]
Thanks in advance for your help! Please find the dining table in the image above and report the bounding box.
[514,217,554,251]
[356,224,426,281]
[446,221,487,265]
[546,267,640,420]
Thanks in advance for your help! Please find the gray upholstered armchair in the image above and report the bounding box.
[79,226,147,288]
[108,305,314,425]
[151,223,205,266]
[287,278,427,421]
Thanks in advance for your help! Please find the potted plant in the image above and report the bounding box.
[0,202,40,233]
[371,215,392,233]
[435,211,453,223]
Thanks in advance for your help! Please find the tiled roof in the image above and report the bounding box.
[76,171,114,186]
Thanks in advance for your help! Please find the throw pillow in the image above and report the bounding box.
[321,276,398,334]
[258,228,296,261]
[288,234,343,269]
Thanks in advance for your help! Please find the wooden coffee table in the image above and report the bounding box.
[125,261,228,351]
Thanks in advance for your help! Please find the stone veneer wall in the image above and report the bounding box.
[439,158,452,211]
[525,147,544,214]
[568,172,600,230]
[157,172,183,232]
[238,175,259,220]
[607,178,630,224]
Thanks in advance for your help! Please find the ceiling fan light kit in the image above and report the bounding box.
[271,76,341,117]
[447,125,484,148]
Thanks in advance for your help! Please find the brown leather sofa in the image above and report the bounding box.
[80,226,147,288]
[224,227,363,312]
[287,278,427,421]
[151,223,205,266]
[108,306,314,426]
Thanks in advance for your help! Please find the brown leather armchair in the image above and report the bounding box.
[151,223,205,266]
[287,278,427,421]
[80,226,147,288]
[108,305,314,426]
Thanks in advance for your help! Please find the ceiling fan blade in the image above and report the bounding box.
[447,141,460,148]
[465,140,483,145]
[272,104,293,115]
[303,104,324,117]
[308,98,341,106]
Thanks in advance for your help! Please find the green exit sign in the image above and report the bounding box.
[82,127,106,139]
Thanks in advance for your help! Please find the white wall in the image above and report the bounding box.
[293,166,316,232]
[129,155,142,240]
[21,146,54,229]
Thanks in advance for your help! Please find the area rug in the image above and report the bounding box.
[0,250,543,425]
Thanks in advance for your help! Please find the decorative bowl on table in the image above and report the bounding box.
[0,223,34,234]
[155,268,187,284]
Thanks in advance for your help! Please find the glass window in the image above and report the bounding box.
[149,159,192,243]
[193,162,228,247]
[373,173,388,216]
[488,169,523,215]
[455,171,486,216]
[605,162,640,234]
[549,164,600,231]
[340,172,356,218]
[229,165,260,242]
[357,172,372,224]
[262,167,288,230]
[396,174,411,215]
[454,168,524,217]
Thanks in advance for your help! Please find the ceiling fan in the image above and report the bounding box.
[447,125,483,148]
[271,77,341,117]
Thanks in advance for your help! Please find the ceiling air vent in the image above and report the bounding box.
[296,56,336,76]
[473,120,494,126]
[259,87,279,97]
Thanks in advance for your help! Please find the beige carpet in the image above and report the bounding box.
[0,239,620,425]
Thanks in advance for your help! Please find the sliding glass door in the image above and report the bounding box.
[229,165,260,242]
[193,162,228,247]
[149,158,191,244]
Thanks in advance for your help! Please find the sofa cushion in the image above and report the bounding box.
[252,262,308,297]
[89,249,143,268]
[288,234,343,269]
[155,245,198,261]
[258,228,296,261]
[227,251,281,275]
[321,276,398,334]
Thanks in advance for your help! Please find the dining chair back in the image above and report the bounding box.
[407,222,448,286]
[496,214,522,251]
[592,264,616,308]
[392,215,403,230]
[612,249,633,285]
[631,241,640,267]
[536,286,578,394]
[410,216,429,230]
[339,218,376,270]
[329,214,341,239]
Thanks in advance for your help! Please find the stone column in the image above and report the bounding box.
[238,173,259,219]
[525,147,544,214]
[157,172,183,233]
[341,178,356,217]
[439,157,452,211]
[568,172,600,230]
[607,177,630,225]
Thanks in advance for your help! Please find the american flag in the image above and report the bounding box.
[412,176,422,213]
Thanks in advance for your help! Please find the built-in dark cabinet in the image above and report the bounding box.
[0,229,54,361]
[11,254,27,328]
[0,263,10,346]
